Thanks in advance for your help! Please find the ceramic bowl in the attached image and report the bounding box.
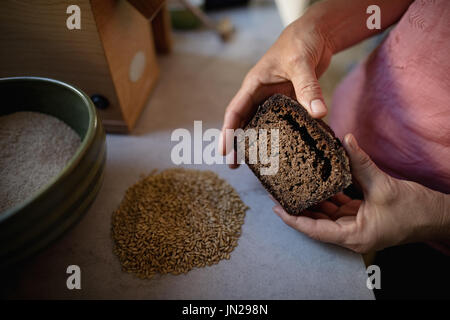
[0,77,106,268]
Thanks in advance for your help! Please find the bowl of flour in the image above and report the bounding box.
[0,77,106,268]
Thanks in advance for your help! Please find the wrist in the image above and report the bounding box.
[401,182,450,244]
[296,0,413,54]
[434,192,450,240]
[289,4,337,54]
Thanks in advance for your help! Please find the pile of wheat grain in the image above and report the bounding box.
[112,168,248,279]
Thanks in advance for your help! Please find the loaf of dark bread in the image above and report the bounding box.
[243,94,352,215]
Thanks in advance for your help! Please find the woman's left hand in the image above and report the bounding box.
[272,133,450,253]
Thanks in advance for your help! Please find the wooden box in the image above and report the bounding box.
[0,0,169,133]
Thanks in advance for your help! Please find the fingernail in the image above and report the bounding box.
[218,131,224,155]
[226,151,235,166]
[273,206,281,215]
[310,99,326,115]
[345,133,357,151]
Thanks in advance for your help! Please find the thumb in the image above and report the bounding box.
[291,65,327,118]
[343,133,385,192]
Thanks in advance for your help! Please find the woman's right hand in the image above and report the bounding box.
[219,0,414,167]
[219,12,334,166]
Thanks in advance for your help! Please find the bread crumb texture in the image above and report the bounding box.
[244,94,352,215]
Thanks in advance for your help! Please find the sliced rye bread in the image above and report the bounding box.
[242,94,352,215]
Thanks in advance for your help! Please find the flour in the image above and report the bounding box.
[0,112,81,213]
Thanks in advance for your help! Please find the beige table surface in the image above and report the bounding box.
[3,3,374,299]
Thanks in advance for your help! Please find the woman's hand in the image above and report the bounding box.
[225,15,333,120]
[219,0,414,167]
[273,133,450,253]
[220,14,334,166]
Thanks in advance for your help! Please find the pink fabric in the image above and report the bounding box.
[329,0,450,252]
